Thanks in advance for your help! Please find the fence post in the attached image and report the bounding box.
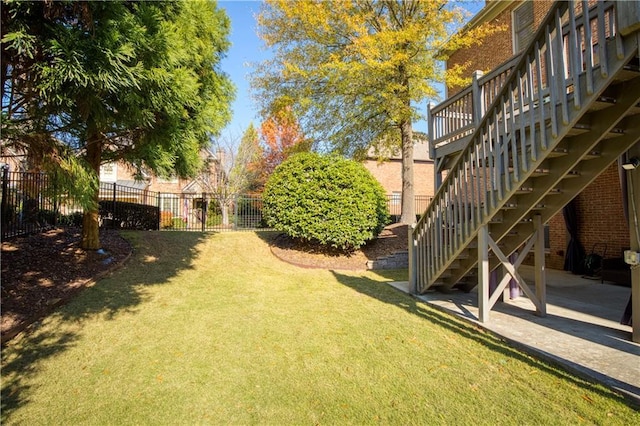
[157,192,161,230]
[471,70,485,125]
[427,102,443,191]
[1,166,9,240]
[111,182,117,229]
[52,169,58,226]
[201,192,206,232]
[408,223,417,294]
[234,194,239,230]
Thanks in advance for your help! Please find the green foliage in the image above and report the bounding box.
[263,152,389,251]
[58,211,84,227]
[254,0,492,153]
[2,0,235,247]
[98,200,159,231]
[228,124,264,194]
[254,0,500,223]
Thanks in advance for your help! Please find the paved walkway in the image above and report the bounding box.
[388,266,640,405]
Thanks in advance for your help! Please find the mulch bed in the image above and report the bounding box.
[268,223,409,270]
[1,228,132,344]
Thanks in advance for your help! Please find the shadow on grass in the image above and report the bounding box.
[330,270,636,408]
[1,230,210,420]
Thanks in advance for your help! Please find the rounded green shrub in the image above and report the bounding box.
[263,152,389,251]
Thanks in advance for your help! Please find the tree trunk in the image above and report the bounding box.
[218,198,230,226]
[81,132,102,250]
[399,119,415,224]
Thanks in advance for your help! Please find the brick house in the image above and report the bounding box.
[100,149,223,225]
[100,148,220,193]
[444,0,631,271]
[363,132,435,217]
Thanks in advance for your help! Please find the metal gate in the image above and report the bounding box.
[158,193,267,232]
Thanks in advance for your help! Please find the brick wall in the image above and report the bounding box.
[575,162,630,259]
[544,162,630,269]
[447,1,553,96]
[363,160,435,197]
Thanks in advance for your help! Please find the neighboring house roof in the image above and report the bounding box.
[461,1,511,33]
[115,180,147,190]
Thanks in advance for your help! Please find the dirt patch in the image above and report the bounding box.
[268,223,409,270]
[1,228,132,343]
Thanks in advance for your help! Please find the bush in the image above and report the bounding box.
[160,211,174,229]
[59,211,83,227]
[99,200,159,230]
[263,152,389,251]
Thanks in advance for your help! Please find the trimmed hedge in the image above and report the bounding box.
[99,200,159,230]
[263,152,389,251]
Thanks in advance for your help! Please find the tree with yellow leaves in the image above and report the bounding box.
[253,0,498,223]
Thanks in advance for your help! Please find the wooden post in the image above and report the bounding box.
[534,214,547,317]
[478,225,490,323]
[471,70,485,125]
[616,1,640,36]
[626,143,640,343]
[408,223,417,294]
[428,102,442,190]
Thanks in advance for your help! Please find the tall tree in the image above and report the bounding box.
[206,126,262,226]
[234,123,264,195]
[259,105,308,180]
[1,0,234,248]
[253,0,496,223]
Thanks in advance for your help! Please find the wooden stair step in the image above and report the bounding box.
[563,170,581,178]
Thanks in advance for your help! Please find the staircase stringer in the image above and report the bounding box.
[446,74,640,290]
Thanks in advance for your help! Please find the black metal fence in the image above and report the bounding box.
[0,169,271,240]
[1,168,433,240]
[1,169,63,240]
[157,192,266,232]
[386,194,433,222]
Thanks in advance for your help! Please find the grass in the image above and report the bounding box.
[2,231,638,425]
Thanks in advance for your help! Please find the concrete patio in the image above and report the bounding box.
[389,266,639,405]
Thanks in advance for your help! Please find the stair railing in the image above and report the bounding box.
[429,56,519,153]
[413,0,618,293]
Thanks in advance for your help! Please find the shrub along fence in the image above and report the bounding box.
[1,168,432,240]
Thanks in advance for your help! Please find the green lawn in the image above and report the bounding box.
[2,231,638,425]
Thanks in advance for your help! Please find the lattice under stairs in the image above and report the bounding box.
[411,1,640,320]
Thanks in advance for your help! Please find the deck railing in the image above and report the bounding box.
[428,1,617,154]
[414,1,620,292]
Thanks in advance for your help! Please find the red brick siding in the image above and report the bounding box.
[363,160,435,197]
[545,162,630,269]
[546,212,567,270]
[575,162,630,259]
[447,1,553,96]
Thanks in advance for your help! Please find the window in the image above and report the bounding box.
[391,191,401,205]
[160,194,179,216]
[99,163,117,183]
[513,2,535,54]
[544,224,551,251]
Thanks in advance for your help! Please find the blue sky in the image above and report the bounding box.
[219,1,267,140]
[218,0,485,141]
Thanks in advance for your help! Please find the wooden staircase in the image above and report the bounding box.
[411,1,640,306]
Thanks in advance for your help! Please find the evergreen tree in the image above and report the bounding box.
[2,0,234,248]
